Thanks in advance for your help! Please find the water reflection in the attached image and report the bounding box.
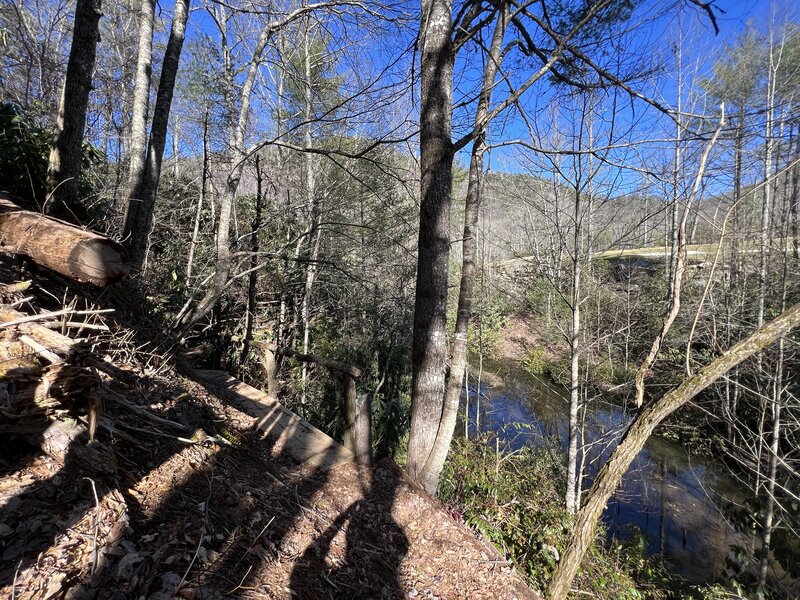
[460,364,744,585]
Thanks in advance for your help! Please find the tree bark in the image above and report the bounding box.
[418,2,507,493]
[126,0,155,207]
[566,183,582,514]
[300,19,320,408]
[547,301,800,600]
[405,0,455,494]
[186,109,209,285]
[0,196,130,285]
[241,155,264,370]
[45,0,102,217]
[123,0,190,269]
[353,392,373,467]
[634,106,725,407]
[342,377,372,466]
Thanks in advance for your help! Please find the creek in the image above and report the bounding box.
[460,359,747,585]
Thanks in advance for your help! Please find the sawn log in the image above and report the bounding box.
[0,194,130,285]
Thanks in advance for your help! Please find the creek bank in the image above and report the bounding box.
[490,313,719,456]
[460,341,800,595]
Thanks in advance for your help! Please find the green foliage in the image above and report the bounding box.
[0,102,50,203]
[372,391,410,461]
[522,347,547,376]
[468,293,509,358]
[441,437,703,599]
[0,102,106,222]
[525,275,571,325]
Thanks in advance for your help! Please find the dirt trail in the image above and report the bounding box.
[0,263,539,599]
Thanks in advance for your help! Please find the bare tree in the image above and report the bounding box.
[45,0,102,216]
[123,0,191,269]
[547,301,800,600]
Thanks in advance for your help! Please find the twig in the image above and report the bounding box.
[263,467,286,488]
[18,334,62,364]
[100,386,191,432]
[232,517,275,571]
[83,477,101,577]
[177,473,212,591]
[11,558,22,600]
[321,572,341,592]
[225,565,254,594]
[84,416,147,449]
[0,307,114,329]
[41,321,110,331]
[7,296,33,308]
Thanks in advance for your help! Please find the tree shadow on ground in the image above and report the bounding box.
[0,339,225,593]
[289,460,409,600]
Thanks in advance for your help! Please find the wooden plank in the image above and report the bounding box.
[186,368,354,471]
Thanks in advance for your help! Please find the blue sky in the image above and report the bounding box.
[465,0,798,187]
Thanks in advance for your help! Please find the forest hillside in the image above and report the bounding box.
[3,0,800,598]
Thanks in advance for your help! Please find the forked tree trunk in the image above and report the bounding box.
[547,301,800,600]
[123,0,190,269]
[45,0,102,216]
[126,0,155,206]
[176,6,271,327]
[417,2,508,493]
[634,107,725,407]
[404,0,455,494]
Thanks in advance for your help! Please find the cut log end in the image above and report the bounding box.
[0,195,130,286]
[73,240,131,285]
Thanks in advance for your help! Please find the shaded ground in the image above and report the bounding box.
[0,262,538,599]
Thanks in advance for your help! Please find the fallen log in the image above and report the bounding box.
[0,195,130,285]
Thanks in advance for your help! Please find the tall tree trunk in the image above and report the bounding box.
[126,0,155,208]
[791,127,799,260]
[566,183,582,514]
[754,52,780,493]
[547,301,800,600]
[667,52,682,306]
[45,0,102,217]
[300,21,320,408]
[186,109,209,286]
[241,155,264,370]
[757,123,773,330]
[123,0,190,270]
[405,0,455,494]
[732,111,744,289]
[416,2,507,493]
[758,182,792,591]
[758,341,783,591]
